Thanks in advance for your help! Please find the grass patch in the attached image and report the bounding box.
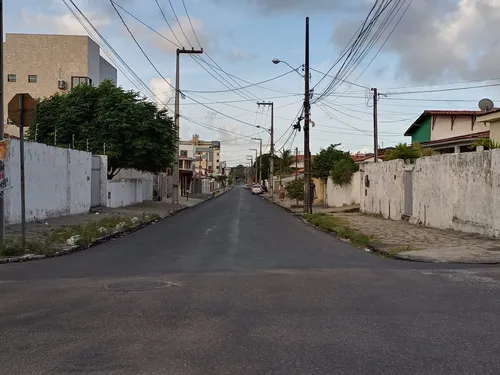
[304,213,373,248]
[1,212,161,258]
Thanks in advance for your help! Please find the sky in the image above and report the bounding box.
[6,0,500,166]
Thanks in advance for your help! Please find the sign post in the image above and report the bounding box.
[8,93,35,251]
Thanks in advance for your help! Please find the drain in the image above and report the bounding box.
[104,279,180,292]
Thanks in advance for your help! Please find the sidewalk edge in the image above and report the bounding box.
[0,189,230,265]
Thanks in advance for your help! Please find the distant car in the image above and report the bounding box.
[244,184,250,190]
[251,184,264,195]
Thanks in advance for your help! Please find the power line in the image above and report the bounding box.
[181,0,202,48]
[385,82,500,95]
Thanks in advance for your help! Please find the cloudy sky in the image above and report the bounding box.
[7,0,500,166]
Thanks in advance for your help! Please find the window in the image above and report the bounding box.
[180,150,188,157]
[71,76,92,88]
[7,74,16,82]
[216,159,219,163]
[28,75,37,83]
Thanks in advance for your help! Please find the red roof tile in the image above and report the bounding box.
[420,131,489,147]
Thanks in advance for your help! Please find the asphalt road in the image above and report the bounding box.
[1,186,500,375]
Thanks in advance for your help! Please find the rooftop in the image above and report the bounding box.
[404,110,484,136]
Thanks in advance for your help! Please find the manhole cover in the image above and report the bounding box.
[104,279,180,292]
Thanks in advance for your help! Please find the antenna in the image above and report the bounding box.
[478,98,494,112]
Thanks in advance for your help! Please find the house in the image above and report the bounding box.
[476,108,500,144]
[404,110,489,153]
[179,142,195,195]
[3,33,117,137]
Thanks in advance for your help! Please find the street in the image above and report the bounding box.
[1,187,499,375]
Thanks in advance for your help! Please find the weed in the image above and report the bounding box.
[304,213,373,248]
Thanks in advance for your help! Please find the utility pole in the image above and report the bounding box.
[303,17,312,214]
[295,147,298,180]
[246,155,253,183]
[173,47,203,204]
[0,0,5,244]
[257,101,274,199]
[371,87,379,162]
[252,137,262,183]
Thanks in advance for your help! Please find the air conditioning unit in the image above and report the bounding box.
[57,79,66,90]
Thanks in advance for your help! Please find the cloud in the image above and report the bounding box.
[153,16,217,55]
[21,8,110,35]
[226,48,257,62]
[150,77,174,108]
[210,0,366,14]
[331,0,500,83]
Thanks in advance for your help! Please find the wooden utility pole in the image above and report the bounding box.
[257,102,274,199]
[173,47,203,204]
[372,87,378,162]
[303,17,311,214]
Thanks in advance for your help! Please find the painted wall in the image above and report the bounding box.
[431,115,489,141]
[5,140,91,224]
[107,180,148,208]
[411,116,431,143]
[360,160,406,220]
[98,56,117,85]
[325,172,361,207]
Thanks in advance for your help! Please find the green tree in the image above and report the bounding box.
[312,144,358,186]
[230,164,246,181]
[384,143,421,161]
[29,80,177,179]
[472,138,500,150]
[254,153,281,181]
[278,149,294,175]
[285,179,304,201]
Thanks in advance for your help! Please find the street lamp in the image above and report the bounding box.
[272,58,305,77]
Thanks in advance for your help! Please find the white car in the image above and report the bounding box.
[251,184,263,195]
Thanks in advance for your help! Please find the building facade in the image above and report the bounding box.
[3,33,117,137]
[190,134,221,176]
[404,110,490,153]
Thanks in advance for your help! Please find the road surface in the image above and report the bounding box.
[1,186,499,374]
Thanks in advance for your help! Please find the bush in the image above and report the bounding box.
[331,158,359,186]
[285,179,304,201]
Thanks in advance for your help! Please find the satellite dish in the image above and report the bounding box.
[478,98,494,112]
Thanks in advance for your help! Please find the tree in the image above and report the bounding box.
[384,143,422,161]
[312,144,347,180]
[29,80,177,179]
[278,149,293,175]
[286,179,304,201]
[254,153,281,181]
[230,164,246,181]
[472,138,500,150]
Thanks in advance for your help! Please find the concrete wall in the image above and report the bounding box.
[412,151,500,236]
[87,38,101,86]
[326,171,361,207]
[360,160,406,220]
[5,140,91,224]
[99,56,117,85]
[106,179,150,208]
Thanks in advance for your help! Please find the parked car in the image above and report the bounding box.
[244,184,250,190]
[251,184,264,195]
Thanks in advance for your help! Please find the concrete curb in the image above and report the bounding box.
[262,196,457,264]
[0,188,231,265]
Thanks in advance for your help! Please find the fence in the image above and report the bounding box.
[3,140,156,224]
[325,171,361,207]
[361,150,500,237]
[5,139,91,224]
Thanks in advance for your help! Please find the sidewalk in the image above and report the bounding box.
[267,196,500,264]
[1,190,223,261]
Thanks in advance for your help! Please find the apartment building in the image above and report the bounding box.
[3,33,117,137]
[182,134,221,176]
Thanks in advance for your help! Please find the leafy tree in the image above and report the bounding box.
[312,144,346,180]
[286,179,304,201]
[254,153,281,181]
[230,164,246,181]
[331,158,359,186]
[412,142,438,156]
[278,149,293,175]
[29,80,177,179]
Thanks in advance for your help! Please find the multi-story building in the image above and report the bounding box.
[188,134,221,176]
[3,33,117,137]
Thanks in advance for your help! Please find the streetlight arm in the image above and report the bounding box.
[272,59,305,77]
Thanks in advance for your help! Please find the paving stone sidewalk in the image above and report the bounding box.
[5,195,207,242]
[267,195,500,264]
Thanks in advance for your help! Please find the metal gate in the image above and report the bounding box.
[91,156,101,207]
[403,170,413,216]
